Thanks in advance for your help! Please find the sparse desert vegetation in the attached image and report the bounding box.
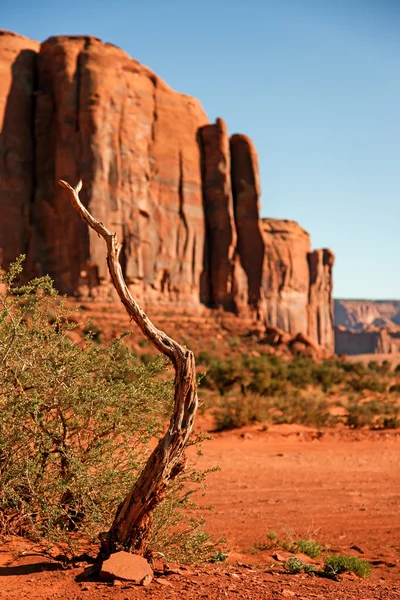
[197,350,400,431]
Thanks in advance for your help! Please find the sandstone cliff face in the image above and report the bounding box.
[0,31,335,351]
[308,249,334,352]
[34,35,208,305]
[261,219,311,336]
[0,32,39,270]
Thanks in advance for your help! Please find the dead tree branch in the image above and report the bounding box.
[59,179,199,555]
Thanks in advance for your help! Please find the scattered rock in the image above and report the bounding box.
[140,573,153,586]
[99,551,153,585]
[155,577,174,587]
[272,552,291,562]
[164,565,190,576]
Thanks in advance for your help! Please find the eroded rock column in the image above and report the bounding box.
[261,219,311,335]
[307,248,335,351]
[230,134,265,314]
[199,118,237,310]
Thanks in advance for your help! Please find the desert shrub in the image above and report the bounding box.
[82,320,103,343]
[345,399,399,429]
[214,393,268,431]
[284,556,317,575]
[367,360,392,375]
[295,538,322,558]
[199,346,394,431]
[214,391,333,430]
[202,357,247,396]
[197,350,213,366]
[323,554,371,578]
[346,401,382,428]
[0,258,216,559]
[347,376,387,394]
[272,393,333,428]
[140,352,154,365]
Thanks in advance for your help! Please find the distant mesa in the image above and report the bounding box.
[334,300,400,355]
[1,31,335,352]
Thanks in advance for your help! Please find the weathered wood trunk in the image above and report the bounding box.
[59,180,199,554]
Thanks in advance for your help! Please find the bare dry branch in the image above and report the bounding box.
[59,179,199,554]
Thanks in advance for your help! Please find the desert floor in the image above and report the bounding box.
[1,424,399,599]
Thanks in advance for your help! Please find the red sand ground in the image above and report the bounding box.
[1,425,399,599]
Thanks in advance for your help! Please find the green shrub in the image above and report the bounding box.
[272,394,333,428]
[284,556,316,575]
[82,320,103,343]
[323,554,371,578]
[214,394,267,431]
[197,350,213,366]
[295,538,322,558]
[202,357,247,396]
[347,400,399,429]
[347,376,387,393]
[346,401,381,428]
[0,258,216,560]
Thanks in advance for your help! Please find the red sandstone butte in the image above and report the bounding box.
[0,30,336,352]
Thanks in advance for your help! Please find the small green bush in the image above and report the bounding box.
[197,350,213,366]
[202,357,247,396]
[295,538,322,558]
[347,400,399,429]
[214,394,267,431]
[347,377,387,394]
[323,554,372,578]
[284,556,316,575]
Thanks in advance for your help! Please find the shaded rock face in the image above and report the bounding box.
[0,32,39,271]
[199,118,236,310]
[230,134,265,313]
[0,31,335,351]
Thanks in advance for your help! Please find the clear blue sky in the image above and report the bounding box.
[3,0,399,299]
